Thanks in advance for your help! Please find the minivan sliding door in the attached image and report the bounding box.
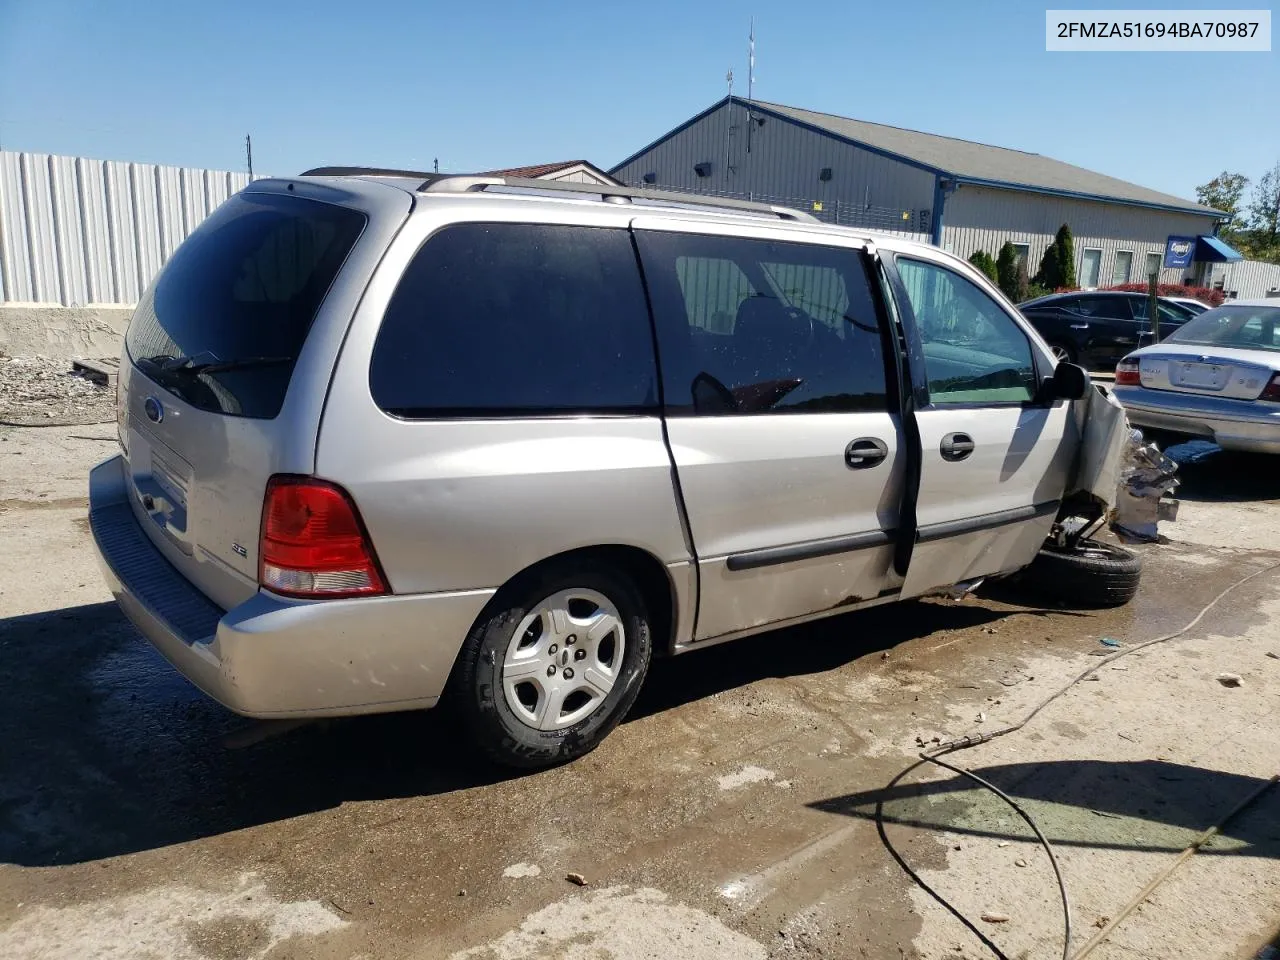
[632,218,906,642]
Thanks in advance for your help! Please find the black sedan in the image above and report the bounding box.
[1018,291,1199,368]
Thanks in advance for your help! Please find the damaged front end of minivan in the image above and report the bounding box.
[1011,379,1178,607]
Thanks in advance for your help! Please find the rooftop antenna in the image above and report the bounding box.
[747,18,756,153]
[725,68,734,178]
[245,133,253,177]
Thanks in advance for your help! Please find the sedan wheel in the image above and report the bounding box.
[1051,343,1074,365]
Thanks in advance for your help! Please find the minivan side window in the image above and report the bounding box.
[370,224,658,418]
[635,231,888,415]
[895,257,1037,405]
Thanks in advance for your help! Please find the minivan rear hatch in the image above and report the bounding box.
[116,181,407,611]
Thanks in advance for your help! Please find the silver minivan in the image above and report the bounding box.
[90,170,1137,768]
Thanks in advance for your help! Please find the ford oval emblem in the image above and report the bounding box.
[143,396,164,424]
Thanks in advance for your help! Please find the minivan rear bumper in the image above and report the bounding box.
[89,455,494,718]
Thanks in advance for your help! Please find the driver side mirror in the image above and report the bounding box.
[1039,361,1088,403]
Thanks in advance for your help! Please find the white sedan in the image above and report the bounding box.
[1162,296,1212,316]
[1113,299,1280,453]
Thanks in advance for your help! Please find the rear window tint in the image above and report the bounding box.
[125,192,365,418]
[369,223,657,418]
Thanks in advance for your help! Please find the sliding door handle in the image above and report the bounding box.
[845,437,888,469]
[940,432,975,462]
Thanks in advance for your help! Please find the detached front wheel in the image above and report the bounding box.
[1021,537,1142,607]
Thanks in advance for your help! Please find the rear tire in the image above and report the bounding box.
[1020,537,1142,608]
[448,561,653,769]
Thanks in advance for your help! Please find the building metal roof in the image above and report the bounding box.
[611,98,1224,219]
[481,160,616,182]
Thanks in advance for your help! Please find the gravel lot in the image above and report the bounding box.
[0,356,115,427]
[0,405,1277,959]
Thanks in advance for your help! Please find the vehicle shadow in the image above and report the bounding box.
[810,758,1279,859]
[0,594,1062,867]
[631,595,1080,720]
[1158,442,1280,504]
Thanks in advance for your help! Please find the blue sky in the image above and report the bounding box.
[1,0,1276,202]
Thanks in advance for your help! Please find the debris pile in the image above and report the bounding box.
[0,356,116,426]
[1113,430,1179,542]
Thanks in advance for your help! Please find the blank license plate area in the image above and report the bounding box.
[1172,362,1227,390]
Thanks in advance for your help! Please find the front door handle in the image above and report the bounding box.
[845,437,888,469]
[940,432,975,462]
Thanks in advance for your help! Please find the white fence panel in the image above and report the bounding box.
[0,151,33,302]
[103,160,141,304]
[50,155,89,307]
[78,156,115,303]
[0,150,260,306]
[22,153,62,304]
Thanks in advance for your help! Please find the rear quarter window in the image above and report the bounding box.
[369,223,658,418]
[125,192,366,418]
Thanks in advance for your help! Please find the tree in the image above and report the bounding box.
[1035,240,1061,289]
[968,250,999,284]
[1015,259,1032,302]
[1247,162,1280,249]
[996,242,1021,301]
[1054,224,1077,289]
[1036,225,1078,289]
[1196,171,1250,234]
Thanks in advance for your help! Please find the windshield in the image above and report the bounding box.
[125,192,366,418]
[1165,305,1280,352]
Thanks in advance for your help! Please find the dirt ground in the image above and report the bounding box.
[1,420,1277,960]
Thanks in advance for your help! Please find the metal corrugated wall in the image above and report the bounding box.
[1211,258,1280,299]
[0,150,254,305]
[611,100,935,239]
[941,184,1220,287]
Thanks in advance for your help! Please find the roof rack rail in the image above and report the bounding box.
[300,166,451,182]
[421,175,819,223]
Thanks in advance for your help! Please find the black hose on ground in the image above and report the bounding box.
[877,559,1280,960]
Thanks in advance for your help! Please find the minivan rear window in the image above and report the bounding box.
[125,192,366,418]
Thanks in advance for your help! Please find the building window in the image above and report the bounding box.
[1112,250,1133,285]
[1144,251,1162,280]
[1011,243,1030,269]
[1080,248,1103,289]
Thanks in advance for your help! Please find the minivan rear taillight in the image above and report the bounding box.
[1115,358,1141,386]
[260,477,387,598]
[1261,373,1280,402]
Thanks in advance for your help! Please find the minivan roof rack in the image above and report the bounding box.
[300,166,450,181]
[421,175,820,223]
[298,168,819,224]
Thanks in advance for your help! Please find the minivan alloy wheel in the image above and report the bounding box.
[502,588,625,731]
